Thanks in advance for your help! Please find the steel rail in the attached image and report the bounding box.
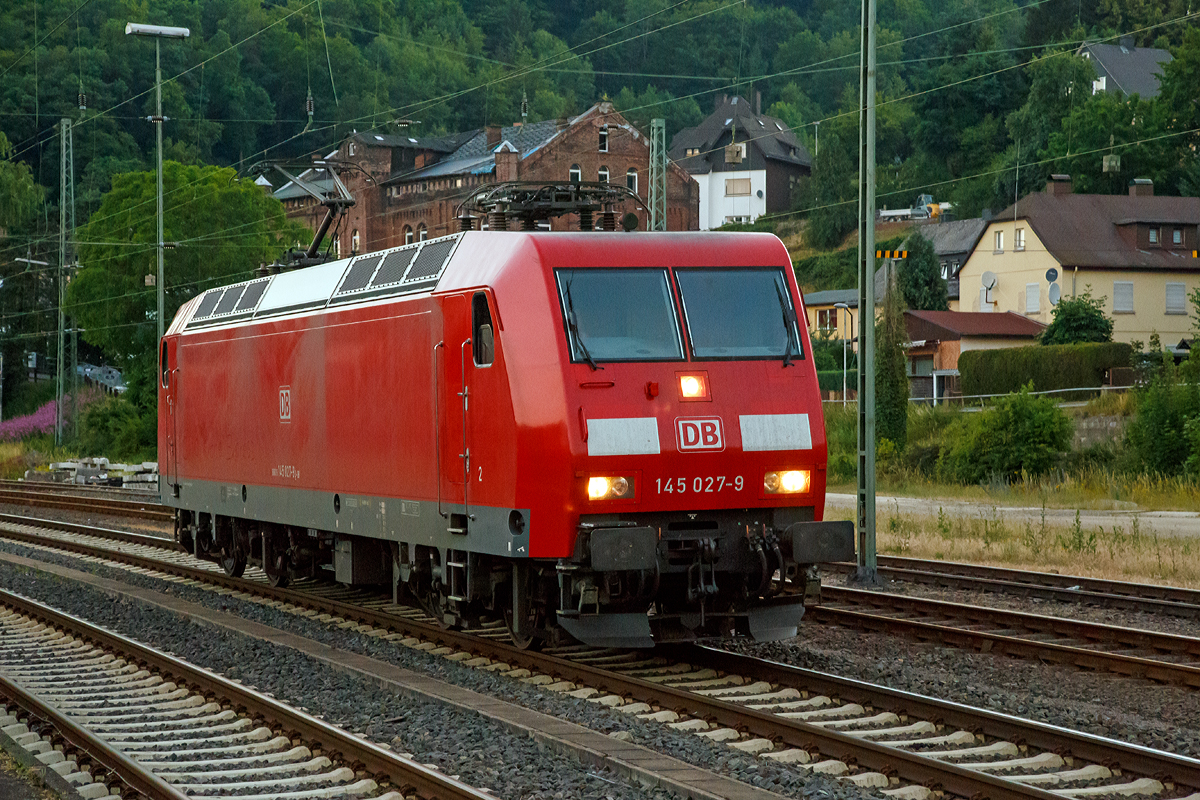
[0,588,494,800]
[0,669,191,800]
[815,587,1200,687]
[0,512,178,548]
[826,557,1200,618]
[0,526,1074,799]
[0,488,171,521]
[681,645,1200,793]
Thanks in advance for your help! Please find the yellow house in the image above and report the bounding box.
[802,289,858,343]
[955,176,1200,346]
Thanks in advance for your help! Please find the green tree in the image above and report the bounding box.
[899,232,948,311]
[938,384,1072,483]
[1040,289,1114,345]
[801,132,856,250]
[875,278,909,450]
[0,132,42,234]
[68,162,307,417]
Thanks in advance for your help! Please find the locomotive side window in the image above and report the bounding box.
[556,269,684,364]
[676,268,804,361]
[161,341,169,388]
[472,292,495,366]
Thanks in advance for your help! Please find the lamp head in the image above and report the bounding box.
[125,22,191,38]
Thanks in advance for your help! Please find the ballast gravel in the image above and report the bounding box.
[0,543,883,800]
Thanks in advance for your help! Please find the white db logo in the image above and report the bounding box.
[279,386,291,422]
[676,417,724,452]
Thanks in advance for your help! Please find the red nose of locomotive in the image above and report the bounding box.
[550,255,854,646]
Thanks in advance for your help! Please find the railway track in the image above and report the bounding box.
[3,515,1200,800]
[827,556,1200,619]
[0,588,493,800]
[0,485,171,522]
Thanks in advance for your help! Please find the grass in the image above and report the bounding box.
[826,501,1200,589]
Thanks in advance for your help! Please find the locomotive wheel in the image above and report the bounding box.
[220,548,247,578]
[504,606,543,650]
[263,529,291,588]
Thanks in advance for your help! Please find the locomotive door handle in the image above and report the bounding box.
[433,342,446,519]
[460,338,474,523]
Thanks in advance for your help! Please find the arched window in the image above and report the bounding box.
[332,235,340,257]
[598,125,608,152]
[351,229,360,255]
[626,168,638,193]
[418,224,428,241]
[404,225,413,245]
[598,165,610,183]
[569,164,581,183]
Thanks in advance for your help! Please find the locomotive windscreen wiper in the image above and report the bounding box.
[774,278,798,368]
[564,282,602,371]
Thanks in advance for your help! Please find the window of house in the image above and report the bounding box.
[598,125,608,152]
[404,226,413,245]
[598,165,609,183]
[348,142,356,156]
[1025,283,1040,314]
[940,261,949,279]
[725,178,751,196]
[1166,282,1187,315]
[686,148,699,157]
[1149,227,1159,245]
[1174,228,1183,246]
[569,164,581,183]
[994,230,1004,252]
[626,168,638,193]
[418,224,428,242]
[1015,228,1025,251]
[332,235,340,257]
[817,308,836,334]
[351,229,360,255]
[907,357,934,377]
[1113,281,1134,313]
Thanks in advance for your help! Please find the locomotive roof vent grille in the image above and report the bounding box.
[212,284,247,316]
[369,248,419,288]
[337,254,384,295]
[235,279,270,312]
[404,238,457,284]
[190,289,225,321]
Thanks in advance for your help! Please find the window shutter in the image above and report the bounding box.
[1113,281,1134,313]
[1166,282,1186,315]
[1026,283,1039,314]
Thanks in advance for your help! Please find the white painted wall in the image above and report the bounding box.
[694,168,767,230]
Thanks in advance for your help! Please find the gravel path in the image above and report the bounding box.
[728,621,1200,760]
[0,540,882,800]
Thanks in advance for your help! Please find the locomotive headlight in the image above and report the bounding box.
[587,475,635,500]
[764,469,811,494]
[676,371,710,401]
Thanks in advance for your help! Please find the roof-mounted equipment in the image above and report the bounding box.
[456,181,643,232]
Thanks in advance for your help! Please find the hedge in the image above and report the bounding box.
[818,369,858,392]
[958,342,1132,397]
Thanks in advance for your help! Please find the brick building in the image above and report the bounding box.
[277,102,699,256]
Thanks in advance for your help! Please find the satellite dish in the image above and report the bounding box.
[981,271,998,290]
[1049,283,1061,306]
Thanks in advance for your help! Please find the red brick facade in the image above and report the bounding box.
[279,103,699,257]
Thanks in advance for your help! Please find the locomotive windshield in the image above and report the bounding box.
[676,268,803,361]
[556,269,684,363]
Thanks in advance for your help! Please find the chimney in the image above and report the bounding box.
[1119,34,1134,52]
[714,93,728,111]
[1046,174,1073,195]
[1129,178,1154,197]
[486,125,502,147]
[755,90,762,115]
[494,142,519,183]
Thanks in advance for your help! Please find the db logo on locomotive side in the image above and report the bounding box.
[675,417,724,452]
[279,386,292,422]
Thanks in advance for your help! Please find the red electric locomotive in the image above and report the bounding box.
[159,210,853,647]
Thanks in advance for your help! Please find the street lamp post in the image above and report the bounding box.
[835,302,853,407]
[125,22,190,343]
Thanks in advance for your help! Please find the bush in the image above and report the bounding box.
[937,385,1072,483]
[78,396,157,461]
[1124,364,1200,476]
[817,369,858,391]
[959,342,1132,397]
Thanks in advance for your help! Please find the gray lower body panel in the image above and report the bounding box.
[164,477,531,559]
